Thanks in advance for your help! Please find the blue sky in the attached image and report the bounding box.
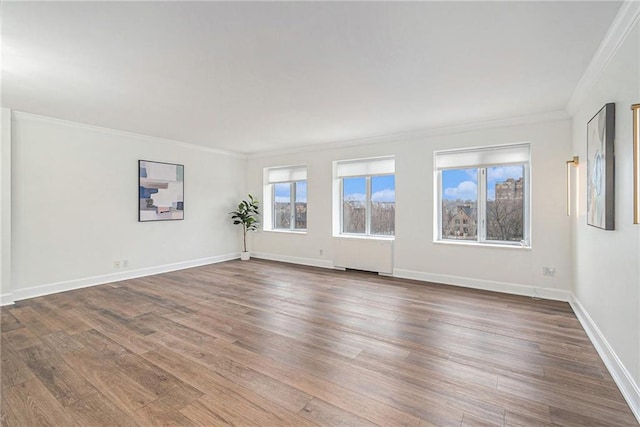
[343,175,395,202]
[443,169,478,201]
[442,166,523,201]
[275,176,396,204]
[274,168,520,204]
[274,181,307,203]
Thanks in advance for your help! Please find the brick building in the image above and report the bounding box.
[495,177,523,200]
[446,205,477,237]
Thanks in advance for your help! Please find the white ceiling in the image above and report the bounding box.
[1,1,621,154]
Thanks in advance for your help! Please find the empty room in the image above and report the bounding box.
[1,1,639,426]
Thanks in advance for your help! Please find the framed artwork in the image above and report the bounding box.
[587,103,615,230]
[632,103,640,224]
[138,160,184,222]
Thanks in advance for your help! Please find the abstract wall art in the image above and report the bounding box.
[587,103,615,230]
[139,160,184,222]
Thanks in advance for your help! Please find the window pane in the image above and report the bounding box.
[343,177,366,234]
[371,175,395,235]
[274,183,291,229]
[486,165,524,242]
[295,181,307,229]
[441,168,478,240]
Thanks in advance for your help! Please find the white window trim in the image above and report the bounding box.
[434,144,531,248]
[263,165,307,233]
[263,229,307,235]
[333,157,396,239]
[433,239,531,250]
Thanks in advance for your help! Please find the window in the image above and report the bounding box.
[273,181,307,230]
[435,143,530,246]
[264,166,307,231]
[335,156,395,237]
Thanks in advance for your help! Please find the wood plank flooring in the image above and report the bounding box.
[1,259,637,426]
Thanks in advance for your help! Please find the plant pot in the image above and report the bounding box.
[240,251,250,261]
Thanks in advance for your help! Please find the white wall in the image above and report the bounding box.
[247,118,573,299]
[1,109,12,304]
[9,113,246,300]
[570,16,640,413]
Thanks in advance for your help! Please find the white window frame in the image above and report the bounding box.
[263,165,307,233]
[334,156,395,238]
[434,143,531,248]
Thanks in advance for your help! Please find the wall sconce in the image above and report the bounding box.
[566,156,579,216]
[632,104,640,224]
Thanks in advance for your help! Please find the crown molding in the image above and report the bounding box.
[10,108,570,160]
[248,110,569,159]
[566,1,640,115]
[10,111,247,159]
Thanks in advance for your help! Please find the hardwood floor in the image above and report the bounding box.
[1,259,637,426]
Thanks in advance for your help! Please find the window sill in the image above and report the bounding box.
[434,239,531,250]
[263,229,307,235]
[333,234,395,241]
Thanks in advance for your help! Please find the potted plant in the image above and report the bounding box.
[230,194,260,260]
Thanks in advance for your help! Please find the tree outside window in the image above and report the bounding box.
[274,181,306,230]
[342,175,395,236]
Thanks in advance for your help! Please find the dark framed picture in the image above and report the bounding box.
[138,160,184,222]
[587,103,615,230]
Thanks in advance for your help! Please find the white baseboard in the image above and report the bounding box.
[251,252,334,269]
[11,253,240,302]
[392,268,572,302]
[570,296,640,423]
[0,293,14,306]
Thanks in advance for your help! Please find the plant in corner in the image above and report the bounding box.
[230,194,260,260]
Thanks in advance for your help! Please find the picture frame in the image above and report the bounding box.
[632,103,640,224]
[587,103,615,230]
[138,160,184,222]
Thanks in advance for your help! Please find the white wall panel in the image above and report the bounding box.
[333,238,393,274]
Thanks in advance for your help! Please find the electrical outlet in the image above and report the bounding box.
[114,261,121,269]
[123,260,129,268]
[319,249,323,256]
[542,267,556,277]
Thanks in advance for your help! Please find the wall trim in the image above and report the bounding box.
[570,296,640,423]
[392,268,572,302]
[246,256,572,302]
[251,251,334,269]
[248,110,569,159]
[0,293,14,306]
[11,253,240,302]
[11,111,246,159]
[566,0,640,115]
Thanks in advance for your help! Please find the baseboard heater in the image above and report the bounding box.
[332,238,393,275]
